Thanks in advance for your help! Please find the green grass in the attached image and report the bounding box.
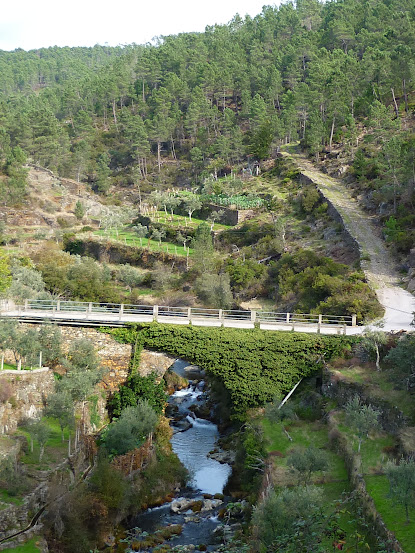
[262,417,376,551]
[93,229,193,256]
[263,419,348,482]
[17,417,73,468]
[333,413,411,551]
[0,490,24,507]
[0,537,43,552]
[366,475,415,553]
[336,414,396,473]
[152,211,231,230]
[0,363,35,371]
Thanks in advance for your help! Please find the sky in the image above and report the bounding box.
[0,1,275,51]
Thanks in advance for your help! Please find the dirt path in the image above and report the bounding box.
[280,152,415,331]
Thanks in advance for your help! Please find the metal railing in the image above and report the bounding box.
[0,299,358,331]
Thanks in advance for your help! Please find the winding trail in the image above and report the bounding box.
[281,152,415,332]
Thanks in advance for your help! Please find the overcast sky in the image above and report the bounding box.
[1,1,275,51]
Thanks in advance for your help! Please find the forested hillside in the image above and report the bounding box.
[0,0,414,251]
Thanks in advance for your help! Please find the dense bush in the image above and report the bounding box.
[270,249,383,322]
[108,372,167,418]
[110,324,355,418]
[102,401,158,456]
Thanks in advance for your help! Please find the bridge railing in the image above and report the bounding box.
[3,299,357,329]
[257,311,353,325]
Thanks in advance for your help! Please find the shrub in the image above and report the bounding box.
[109,372,167,418]
[103,401,158,456]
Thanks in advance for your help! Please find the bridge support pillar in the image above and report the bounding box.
[153,305,159,322]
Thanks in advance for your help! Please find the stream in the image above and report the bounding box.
[124,359,233,551]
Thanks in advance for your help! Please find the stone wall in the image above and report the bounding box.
[0,369,55,435]
[59,327,175,386]
[66,238,188,270]
[205,204,256,226]
[58,327,132,392]
[298,172,361,258]
[0,444,90,544]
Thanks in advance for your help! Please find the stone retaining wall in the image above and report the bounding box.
[0,370,55,435]
[298,172,361,259]
[328,416,404,552]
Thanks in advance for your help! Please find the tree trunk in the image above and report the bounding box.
[391,88,399,118]
[403,79,409,113]
[171,136,177,160]
[375,344,380,371]
[112,99,118,128]
[157,141,161,173]
[329,116,335,151]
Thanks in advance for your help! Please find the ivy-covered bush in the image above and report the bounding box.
[110,324,355,418]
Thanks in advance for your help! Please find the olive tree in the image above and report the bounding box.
[345,396,380,453]
[385,457,415,523]
[287,446,329,486]
[103,400,158,456]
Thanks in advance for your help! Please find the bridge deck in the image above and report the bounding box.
[0,300,358,335]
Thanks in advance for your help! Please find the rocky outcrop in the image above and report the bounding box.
[0,369,55,435]
[138,350,176,377]
[170,497,223,513]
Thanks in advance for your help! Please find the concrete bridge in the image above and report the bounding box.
[0,299,359,335]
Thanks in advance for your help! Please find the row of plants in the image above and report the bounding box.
[201,193,264,209]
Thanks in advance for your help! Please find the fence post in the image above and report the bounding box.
[317,314,322,334]
[187,307,192,324]
[119,304,124,321]
[56,300,60,312]
[153,305,159,322]
[24,299,28,310]
[251,310,256,323]
[351,315,357,326]
[343,324,347,335]
[218,309,223,326]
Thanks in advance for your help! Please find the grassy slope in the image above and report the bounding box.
[262,417,371,550]
[0,537,43,553]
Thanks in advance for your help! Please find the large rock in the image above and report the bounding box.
[183,365,205,379]
[170,497,223,513]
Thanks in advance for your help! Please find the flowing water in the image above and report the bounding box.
[126,359,232,550]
